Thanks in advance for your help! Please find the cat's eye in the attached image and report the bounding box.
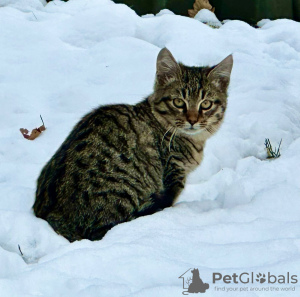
[200,100,212,110]
[173,98,185,108]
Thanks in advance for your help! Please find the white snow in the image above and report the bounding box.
[0,0,46,11]
[0,0,300,296]
[156,9,175,17]
[257,19,271,28]
[194,8,222,28]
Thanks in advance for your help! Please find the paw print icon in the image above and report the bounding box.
[256,273,266,283]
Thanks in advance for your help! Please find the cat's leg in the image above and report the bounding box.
[46,212,84,242]
[161,153,186,205]
[136,154,186,217]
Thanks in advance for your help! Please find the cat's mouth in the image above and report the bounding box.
[176,122,204,135]
[182,127,203,135]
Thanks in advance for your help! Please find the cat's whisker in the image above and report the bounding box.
[169,128,177,152]
[209,125,217,133]
[161,126,173,147]
[206,126,215,134]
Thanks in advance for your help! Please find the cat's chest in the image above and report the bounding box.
[184,147,204,173]
[170,138,204,173]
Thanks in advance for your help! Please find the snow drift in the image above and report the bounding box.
[0,0,300,296]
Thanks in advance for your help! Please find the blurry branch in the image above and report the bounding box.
[265,138,282,159]
[188,0,215,18]
[40,115,45,127]
[18,244,24,256]
[31,12,38,20]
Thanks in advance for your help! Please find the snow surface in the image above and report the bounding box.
[194,8,222,28]
[0,0,300,296]
[156,9,175,17]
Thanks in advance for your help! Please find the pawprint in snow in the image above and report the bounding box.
[256,273,266,283]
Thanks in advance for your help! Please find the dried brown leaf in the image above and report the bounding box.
[188,0,215,18]
[20,117,46,141]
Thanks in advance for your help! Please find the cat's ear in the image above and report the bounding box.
[207,55,233,92]
[156,48,181,85]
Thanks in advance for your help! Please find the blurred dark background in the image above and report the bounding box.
[48,0,300,23]
[112,0,300,23]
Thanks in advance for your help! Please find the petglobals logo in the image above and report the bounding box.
[212,272,298,285]
[213,272,298,293]
[178,269,298,295]
[179,268,210,295]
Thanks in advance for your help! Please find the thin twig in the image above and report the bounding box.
[32,12,37,20]
[40,115,45,127]
[275,139,282,157]
[18,244,23,256]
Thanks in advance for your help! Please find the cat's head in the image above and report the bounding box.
[150,48,233,138]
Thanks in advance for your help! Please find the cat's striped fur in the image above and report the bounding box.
[33,48,233,241]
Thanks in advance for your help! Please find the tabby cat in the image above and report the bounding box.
[33,48,233,242]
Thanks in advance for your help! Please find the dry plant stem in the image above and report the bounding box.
[265,138,282,159]
[18,244,23,256]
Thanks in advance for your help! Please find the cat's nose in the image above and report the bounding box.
[188,119,197,126]
[187,110,198,126]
